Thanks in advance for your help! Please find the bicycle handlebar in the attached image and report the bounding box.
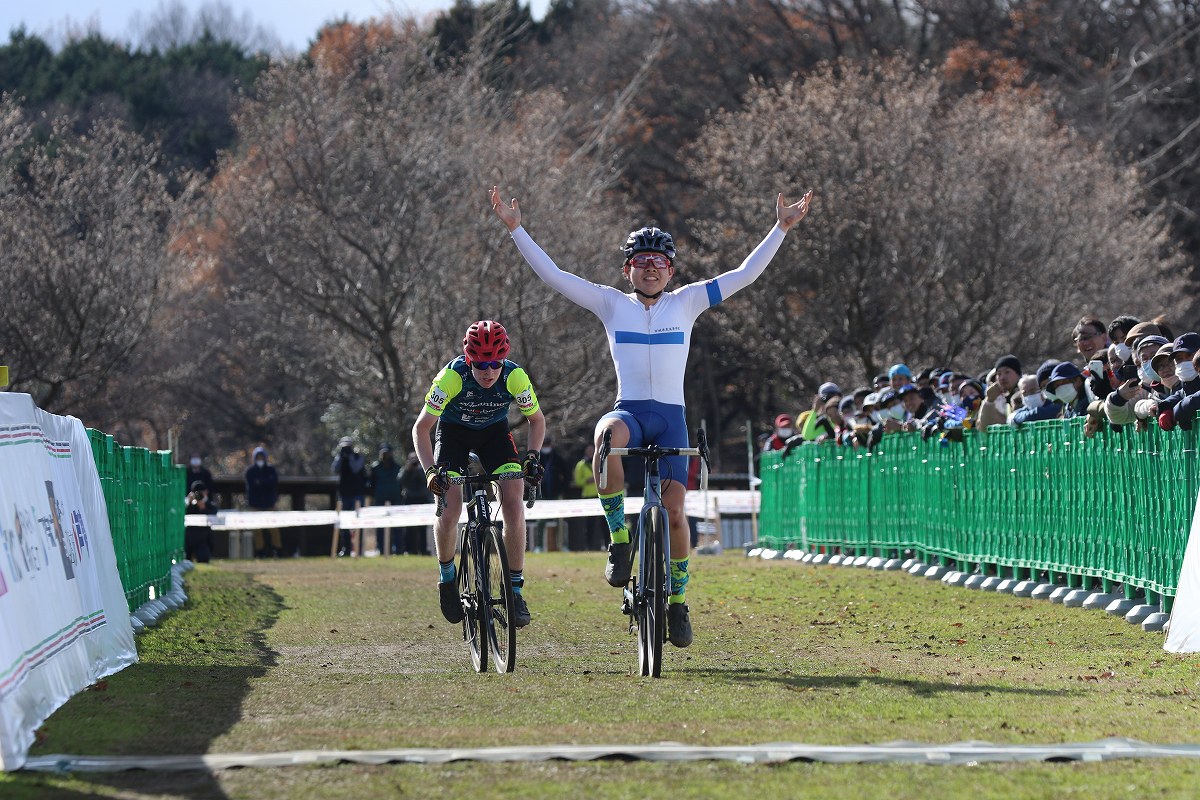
[596,428,710,492]
[434,470,536,517]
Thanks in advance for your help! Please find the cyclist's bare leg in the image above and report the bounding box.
[594,418,629,489]
[433,487,463,564]
[662,481,689,559]
[498,477,527,571]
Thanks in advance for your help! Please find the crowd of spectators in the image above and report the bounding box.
[762,314,1200,454]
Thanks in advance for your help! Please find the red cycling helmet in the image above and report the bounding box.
[463,320,510,364]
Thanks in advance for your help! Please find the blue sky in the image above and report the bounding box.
[1,0,551,54]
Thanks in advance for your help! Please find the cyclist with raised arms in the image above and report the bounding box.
[490,186,813,647]
[412,320,546,628]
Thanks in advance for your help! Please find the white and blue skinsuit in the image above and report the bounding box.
[507,222,788,481]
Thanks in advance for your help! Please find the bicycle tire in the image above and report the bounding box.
[482,523,517,673]
[457,523,487,673]
[637,506,668,677]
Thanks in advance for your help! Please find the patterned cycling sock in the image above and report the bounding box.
[510,570,524,595]
[438,559,456,584]
[669,558,689,603]
[599,491,629,544]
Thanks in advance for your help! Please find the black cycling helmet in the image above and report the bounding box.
[622,226,676,262]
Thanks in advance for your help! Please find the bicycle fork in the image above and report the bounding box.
[621,505,670,635]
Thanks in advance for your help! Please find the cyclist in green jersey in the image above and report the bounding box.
[412,320,546,627]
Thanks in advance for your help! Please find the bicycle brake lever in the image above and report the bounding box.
[433,468,448,517]
[597,429,612,491]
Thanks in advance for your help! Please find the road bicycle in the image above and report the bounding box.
[597,429,708,677]
[436,469,535,673]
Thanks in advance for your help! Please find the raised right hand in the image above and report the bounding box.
[489,185,521,232]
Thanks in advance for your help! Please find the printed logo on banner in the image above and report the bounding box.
[71,510,90,559]
[1,508,42,585]
[44,482,75,581]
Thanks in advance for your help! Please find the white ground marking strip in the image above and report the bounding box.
[23,738,1200,771]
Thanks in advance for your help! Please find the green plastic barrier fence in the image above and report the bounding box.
[759,418,1199,611]
[86,429,185,612]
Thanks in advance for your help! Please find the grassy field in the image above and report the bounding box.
[5,551,1200,798]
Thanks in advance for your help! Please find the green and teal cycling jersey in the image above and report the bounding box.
[422,356,540,429]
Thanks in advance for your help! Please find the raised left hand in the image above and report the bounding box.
[777,190,814,231]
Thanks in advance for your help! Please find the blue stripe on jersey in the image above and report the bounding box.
[705,280,723,307]
[615,331,686,345]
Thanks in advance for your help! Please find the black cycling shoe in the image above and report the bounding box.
[438,580,464,624]
[667,603,693,648]
[604,541,633,587]
[512,593,531,628]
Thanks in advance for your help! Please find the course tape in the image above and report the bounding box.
[185,490,759,530]
[22,738,1200,771]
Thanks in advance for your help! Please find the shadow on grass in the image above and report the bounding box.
[13,567,286,799]
[676,665,1074,697]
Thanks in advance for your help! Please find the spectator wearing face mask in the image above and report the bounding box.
[1010,372,1060,427]
[1102,337,1153,427]
[1153,334,1200,431]
[185,453,215,500]
[836,395,860,447]
[877,388,908,434]
[1130,343,1180,428]
[957,380,984,430]
[1044,362,1089,419]
[933,370,956,406]
[1111,332,1171,427]
[245,446,282,558]
[763,414,794,451]
[1108,314,1140,349]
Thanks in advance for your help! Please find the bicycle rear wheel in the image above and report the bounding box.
[482,523,517,673]
[457,524,487,673]
[636,506,668,678]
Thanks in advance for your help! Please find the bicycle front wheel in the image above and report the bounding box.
[457,524,487,673]
[482,523,517,673]
[636,506,668,678]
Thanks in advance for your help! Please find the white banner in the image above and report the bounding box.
[185,490,759,530]
[0,393,137,771]
[1165,487,1200,652]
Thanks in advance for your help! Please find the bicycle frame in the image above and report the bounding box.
[597,429,708,675]
[435,467,535,674]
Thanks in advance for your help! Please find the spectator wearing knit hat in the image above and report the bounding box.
[888,364,913,391]
[977,354,1022,428]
